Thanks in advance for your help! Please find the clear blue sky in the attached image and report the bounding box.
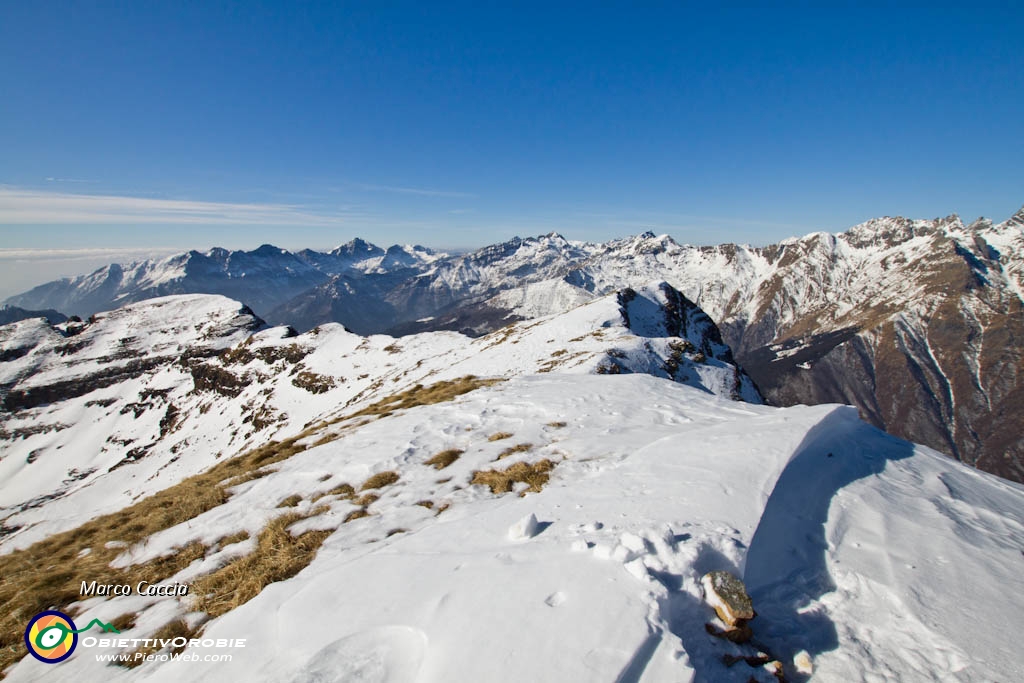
[1,2,1022,271]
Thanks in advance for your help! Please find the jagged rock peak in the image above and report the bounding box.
[330,238,385,256]
[1002,205,1024,229]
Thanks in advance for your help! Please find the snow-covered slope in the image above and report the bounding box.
[0,285,755,548]
[1,292,1022,681]
[2,374,1022,681]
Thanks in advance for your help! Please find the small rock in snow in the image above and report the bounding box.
[701,570,755,627]
[794,650,813,675]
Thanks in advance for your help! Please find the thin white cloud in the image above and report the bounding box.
[0,247,183,261]
[45,177,96,184]
[351,183,475,199]
[0,187,349,225]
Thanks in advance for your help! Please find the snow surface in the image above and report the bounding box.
[2,292,1023,682]
[0,285,755,550]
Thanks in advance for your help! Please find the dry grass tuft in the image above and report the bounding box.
[347,376,502,420]
[191,512,332,618]
[119,619,199,667]
[414,500,434,509]
[471,459,556,495]
[312,482,355,502]
[386,528,407,537]
[424,449,464,470]
[276,494,302,508]
[215,530,250,547]
[0,532,210,673]
[546,421,568,428]
[360,471,399,491]
[487,431,514,442]
[344,508,370,523]
[109,612,138,632]
[497,443,533,460]
[354,493,379,507]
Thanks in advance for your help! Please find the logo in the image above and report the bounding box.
[24,611,119,664]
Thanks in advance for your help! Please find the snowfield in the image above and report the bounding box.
[1,292,1023,682]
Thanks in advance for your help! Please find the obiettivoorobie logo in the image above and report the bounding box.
[24,611,120,664]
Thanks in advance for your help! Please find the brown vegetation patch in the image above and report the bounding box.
[360,471,399,491]
[312,483,355,503]
[424,449,464,470]
[276,494,302,508]
[414,500,434,509]
[0,537,207,674]
[354,493,379,507]
[345,376,502,420]
[344,508,370,523]
[109,612,138,632]
[119,619,200,668]
[471,459,556,495]
[546,421,567,428]
[215,530,250,547]
[191,512,332,618]
[487,432,513,442]
[497,443,533,460]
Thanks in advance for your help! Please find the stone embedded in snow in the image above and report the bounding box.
[701,570,755,626]
[794,650,813,675]
[764,659,786,680]
[508,513,540,540]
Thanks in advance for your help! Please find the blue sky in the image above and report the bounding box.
[1,2,1022,295]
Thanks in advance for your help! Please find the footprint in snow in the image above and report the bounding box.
[290,626,427,683]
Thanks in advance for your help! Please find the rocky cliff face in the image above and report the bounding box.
[699,211,1024,482]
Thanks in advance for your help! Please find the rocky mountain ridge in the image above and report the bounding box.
[5,207,1023,481]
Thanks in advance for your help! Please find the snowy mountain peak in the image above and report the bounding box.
[1002,204,1024,229]
[328,237,385,258]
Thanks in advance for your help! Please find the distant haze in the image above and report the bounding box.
[0,248,183,301]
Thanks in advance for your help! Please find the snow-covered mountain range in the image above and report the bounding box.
[1,290,1021,681]
[7,207,1023,482]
